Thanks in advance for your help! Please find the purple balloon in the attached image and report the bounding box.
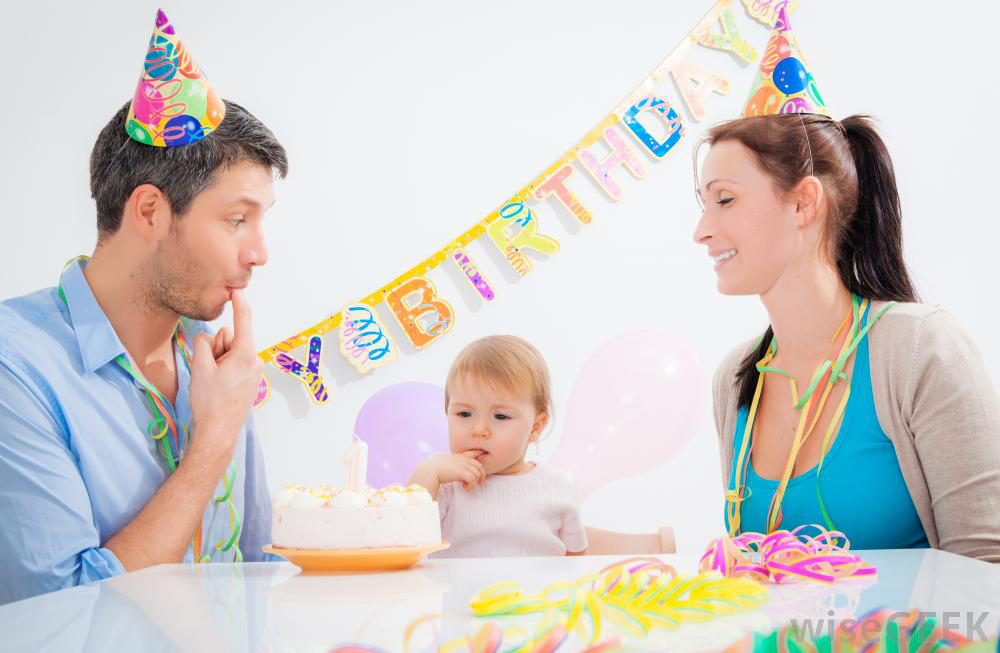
[163,114,205,147]
[780,97,814,114]
[354,382,449,487]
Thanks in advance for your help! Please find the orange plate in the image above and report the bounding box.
[263,541,449,572]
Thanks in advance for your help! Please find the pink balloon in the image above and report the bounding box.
[548,331,706,501]
[132,80,165,124]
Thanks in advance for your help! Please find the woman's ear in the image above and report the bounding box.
[793,176,825,228]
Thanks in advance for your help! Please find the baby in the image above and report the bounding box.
[409,335,587,557]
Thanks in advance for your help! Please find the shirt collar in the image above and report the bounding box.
[59,257,127,372]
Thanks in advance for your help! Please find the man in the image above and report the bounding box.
[0,11,287,603]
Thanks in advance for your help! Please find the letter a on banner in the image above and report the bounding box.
[671,61,731,121]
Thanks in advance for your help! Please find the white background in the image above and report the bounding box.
[2,1,997,553]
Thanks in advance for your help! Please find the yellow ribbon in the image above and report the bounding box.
[468,558,767,647]
[726,295,895,536]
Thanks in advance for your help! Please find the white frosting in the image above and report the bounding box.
[273,486,304,508]
[373,490,408,507]
[407,490,432,505]
[288,491,326,509]
[272,483,441,550]
[328,490,366,509]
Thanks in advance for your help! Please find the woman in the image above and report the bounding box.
[693,110,1000,561]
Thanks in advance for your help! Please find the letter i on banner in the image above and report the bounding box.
[450,248,496,301]
[385,277,455,349]
[273,336,331,404]
[621,96,685,159]
[579,127,647,200]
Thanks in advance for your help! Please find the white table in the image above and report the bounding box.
[2,549,998,652]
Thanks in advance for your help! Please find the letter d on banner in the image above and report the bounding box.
[622,96,685,159]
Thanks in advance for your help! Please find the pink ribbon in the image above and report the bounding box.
[700,525,876,584]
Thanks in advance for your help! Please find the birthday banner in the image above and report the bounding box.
[254,0,791,409]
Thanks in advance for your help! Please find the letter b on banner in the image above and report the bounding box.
[385,277,454,349]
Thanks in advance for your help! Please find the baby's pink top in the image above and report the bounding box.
[433,462,587,558]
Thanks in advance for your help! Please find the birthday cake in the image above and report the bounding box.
[271,484,442,550]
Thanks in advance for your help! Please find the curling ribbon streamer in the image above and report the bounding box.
[468,557,766,646]
[700,525,875,584]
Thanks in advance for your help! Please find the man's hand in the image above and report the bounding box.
[188,289,262,465]
[105,290,265,571]
[212,326,234,359]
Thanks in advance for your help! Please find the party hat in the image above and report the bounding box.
[741,5,829,117]
[125,9,225,147]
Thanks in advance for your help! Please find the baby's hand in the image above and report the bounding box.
[430,451,486,491]
[409,451,486,497]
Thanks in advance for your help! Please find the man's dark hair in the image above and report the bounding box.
[90,99,289,239]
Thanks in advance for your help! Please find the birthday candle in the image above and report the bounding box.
[356,437,368,489]
[344,435,369,491]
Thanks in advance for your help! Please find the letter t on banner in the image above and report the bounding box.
[534,165,593,225]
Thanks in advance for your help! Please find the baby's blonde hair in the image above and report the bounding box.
[445,335,552,418]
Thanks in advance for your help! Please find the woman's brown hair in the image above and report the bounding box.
[702,114,918,408]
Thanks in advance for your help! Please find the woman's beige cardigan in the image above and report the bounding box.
[713,302,1000,562]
